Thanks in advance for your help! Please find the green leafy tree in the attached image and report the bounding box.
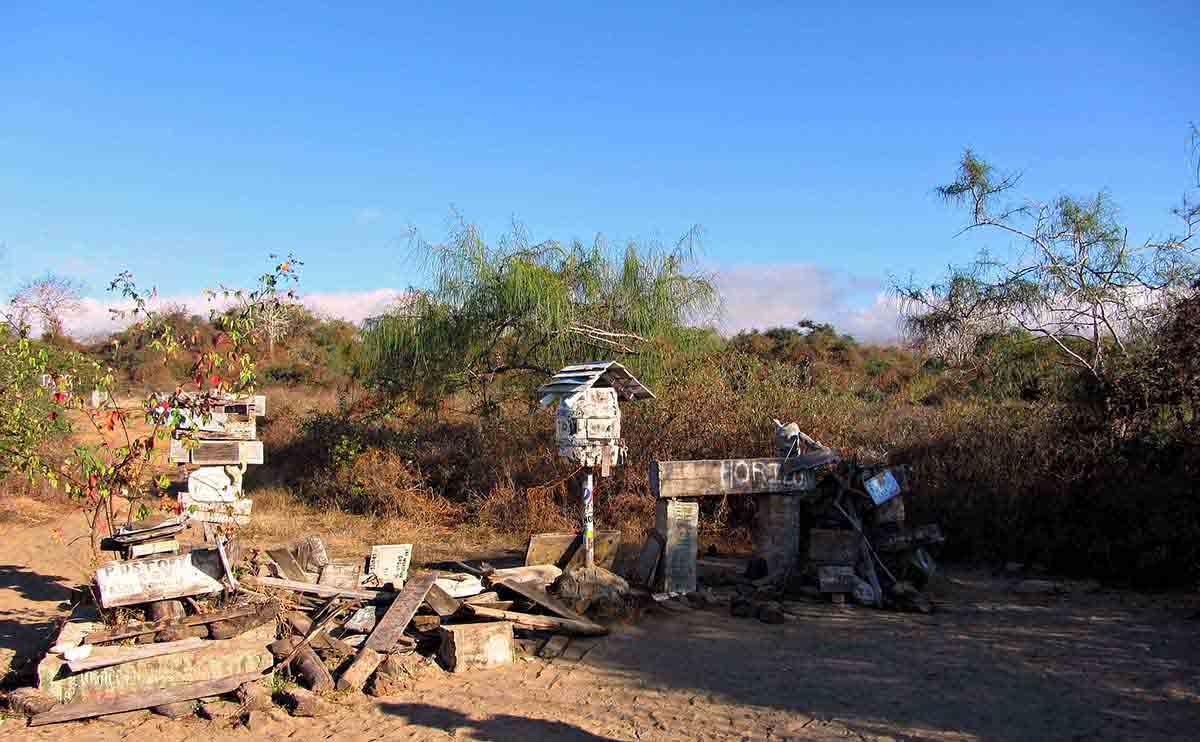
[364,219,720,411]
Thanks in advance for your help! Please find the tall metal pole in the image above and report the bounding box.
[582,468,595,568]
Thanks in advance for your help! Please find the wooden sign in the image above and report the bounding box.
[655,499,699,593]
[169,439,264,466]
[173,410,257,440]
[318,559,364,590]
[179,492,253,525]
[524,532,621,570]
[367,544,412,584]
[94,549,226,608]
[650,458,817,499]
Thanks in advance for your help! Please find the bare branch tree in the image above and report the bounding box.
[897,146,1199,381]
[9,273,84,338]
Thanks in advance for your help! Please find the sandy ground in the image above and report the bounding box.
[3,496,1200,741]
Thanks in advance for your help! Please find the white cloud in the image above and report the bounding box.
[9,262,901,345]
[716,262,901,343]
[5,288,411,340]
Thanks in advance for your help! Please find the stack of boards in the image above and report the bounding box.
[168,394,266,526]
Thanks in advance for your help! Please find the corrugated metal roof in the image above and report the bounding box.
[537,360,655,403]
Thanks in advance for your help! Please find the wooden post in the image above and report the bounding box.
[582,469,595,568]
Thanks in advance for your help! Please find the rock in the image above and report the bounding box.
[684,589,717,609]
[284,686,336,718]
[730,597,755,618]
[756,602,786,624]
[1014,579,1064,595]
[4,687,57,716]
[151,700,196,719]
[369,653,445,697]
[238,681,274,712]
[553,566,630,619]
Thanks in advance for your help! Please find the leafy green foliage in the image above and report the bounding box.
[363,219,720,410]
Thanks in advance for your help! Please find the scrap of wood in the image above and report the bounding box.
[525,531,621,570]
[244,575,394,602]
[463,591,500,605]
[66,637,205,672]
[493,578,589,623]
[318,560,363,590]
[538,634,571,659]
[630,529,665,588]
[364,573,436,652]
[650,458,819,498]
[31,670,263,726]
[94,549,226,608]
[84,604,259,644]
[266,547,309,581]
[463,605,607,636]
[423,583,461,618]
[127,540,180,558]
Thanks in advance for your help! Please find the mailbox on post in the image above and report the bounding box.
[538,361,653,567]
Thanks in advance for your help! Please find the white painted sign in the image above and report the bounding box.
[367,544,412,585]
[94,549,225,607]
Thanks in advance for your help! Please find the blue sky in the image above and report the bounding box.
[1,2,1196,339]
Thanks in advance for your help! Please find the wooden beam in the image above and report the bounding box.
[31,671,263,726]
[84,604,259,644]
[266,547,309,582]
[423,583,461,618]
[650,458,819,498]
[243,575,394,602]
[338,573,436,692]
[463,605,607,636]
[363,573,436,652]
[66,637,205,672]
[493,578,589,623]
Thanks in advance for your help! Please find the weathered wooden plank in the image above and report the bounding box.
[243,575,394,602]
[178,493,253,525]
[423,583,461,618]
[169,439,264,465]
[267,547,309,581]
[438,622,514,672]
[84,605,259,644]
[630,529,664,588]
[31,670,263,726]
[363,573,436,652]
[127,539,180,558]
[463,605,607,636]
[650,458,817,498]
[655,499,699,594]
[39,624,274,705]
[807,529,862,565]
[66,637,205,672]
[524,531,621,570]
[94,549,226,608]
[318,560,363,590]
[494,578,589,623]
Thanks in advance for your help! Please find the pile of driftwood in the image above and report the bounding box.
[17,531,617,728]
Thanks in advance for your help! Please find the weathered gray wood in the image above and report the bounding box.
[807,529,862,565]
[169,439,264,465]
[318,559,363,590]
[94,550,226,608]
[336,648,383,692]
[463,605,607,636]
[244,575,394,602]
[438,622,514,672]
[525,531,621,570]
[494,578,588,623]
[266,547,309,581]
[364,573,437,652]
[84,604,258,644]
[630,529,664,588]
[650,458,817,498]
[268,637,334,692]
[538,634,571,659]
[424,583,461,617]
[31,670,263,726]
[66,637,205,672]
[128,540,179,558]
